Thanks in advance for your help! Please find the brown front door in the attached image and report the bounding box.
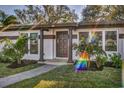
[56,31,68,57]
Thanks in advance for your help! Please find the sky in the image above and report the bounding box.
[0,5,83,20]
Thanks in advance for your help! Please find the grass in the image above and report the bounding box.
[0,63,44,78]
[7,65,121,88]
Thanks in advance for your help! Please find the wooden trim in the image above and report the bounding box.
[39,35,77,39]
[39,35,55,39]
[44,35,55,39]
[0,36,18,40]
[1,22,124,31]
[119,34,124,39]
[0,23,77,31]
[0,34,76,40]
[72,35,77,39]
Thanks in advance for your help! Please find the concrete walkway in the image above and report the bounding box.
[0,64,59,88]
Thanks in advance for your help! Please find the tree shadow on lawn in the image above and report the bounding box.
[34,78,121,88]
[34,65,121,88]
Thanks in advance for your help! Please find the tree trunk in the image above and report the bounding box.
[17,59,21,64]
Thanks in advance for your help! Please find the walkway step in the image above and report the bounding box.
[38,61,67,66]
[0,64,58,88]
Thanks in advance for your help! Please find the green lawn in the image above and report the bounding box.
[0,63,44,78]
[7,65,121,88]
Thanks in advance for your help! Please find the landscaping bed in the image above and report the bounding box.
[7,60,38,68]
[7,64,121,88]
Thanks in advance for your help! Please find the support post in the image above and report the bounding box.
[68,27,73,63]
[39,29,44,61]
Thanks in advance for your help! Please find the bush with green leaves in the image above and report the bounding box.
[0,38,14,63]
[1,35,28,64]
[109,53,122,68]
[0,52,13,63]
[96,55,108,68]
[73,36,107,69]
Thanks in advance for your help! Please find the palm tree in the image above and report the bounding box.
[0,10,19,26]
[0,10,7,25]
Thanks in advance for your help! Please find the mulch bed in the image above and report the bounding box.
[7,60,38,69]
[73,60,115,71]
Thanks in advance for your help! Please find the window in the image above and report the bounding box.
[105,31,117,51]
[79,32,89,43]
[30,33,38,54]
[20,33,28,54]
[79,32,102,47]
[95,32,102,48]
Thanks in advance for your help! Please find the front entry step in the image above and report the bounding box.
[45,59,68,62]
[38,59,68,66]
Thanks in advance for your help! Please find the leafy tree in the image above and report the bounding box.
[81,5,124,22]
[0,10,19,26]
[81,5,102,22]
[15,5,78,24]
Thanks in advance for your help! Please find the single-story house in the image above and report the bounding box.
[0,22,124,62]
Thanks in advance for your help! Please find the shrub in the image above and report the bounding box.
[1,35,28,64]
[0,38,14,63]
[0,52,13,63]
[109,53,122,68]
[96,55,108,68]
[73,36,107,70]
[96,55,108,65]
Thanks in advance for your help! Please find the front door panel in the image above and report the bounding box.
[56,31,68,57]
